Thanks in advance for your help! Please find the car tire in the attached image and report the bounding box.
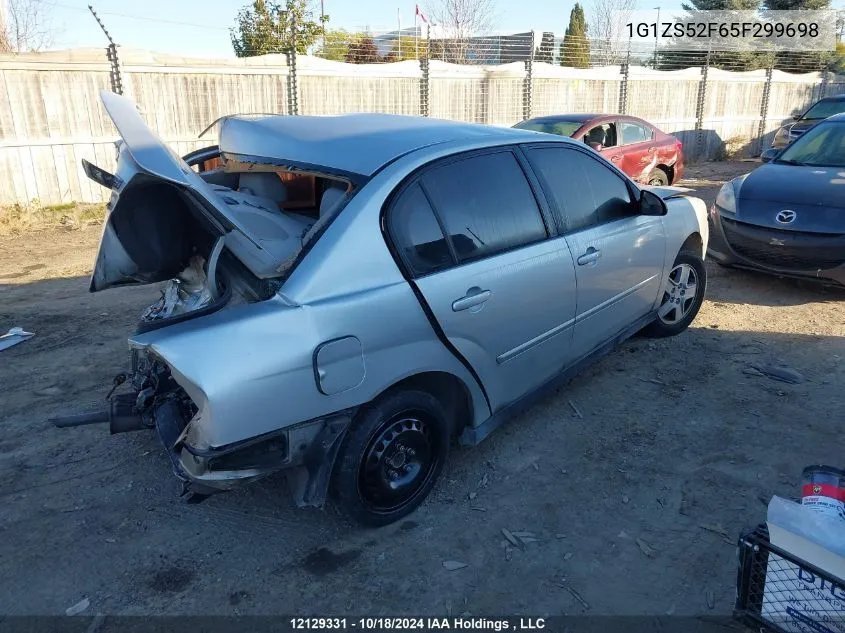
[644,249,707,338]
[331,389,452,527]
[647,167,669,187]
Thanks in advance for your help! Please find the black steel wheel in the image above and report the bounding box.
[332,389,451,526]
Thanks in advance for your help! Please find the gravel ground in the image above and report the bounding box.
[1,159,843,617]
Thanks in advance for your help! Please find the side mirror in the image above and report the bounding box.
[792,113,802,121]
[639,188,667,216]
[588,141,603,151]
[760,148,780,163]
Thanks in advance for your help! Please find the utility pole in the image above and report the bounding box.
[89,5,123,95]
[320,0,326,50]
[653,6,660,69]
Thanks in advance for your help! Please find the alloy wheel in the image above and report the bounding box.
[658,263,699,325]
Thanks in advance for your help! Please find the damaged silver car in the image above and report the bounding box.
[52,91,710,526]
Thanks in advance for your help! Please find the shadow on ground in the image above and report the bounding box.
[1,264,843,616]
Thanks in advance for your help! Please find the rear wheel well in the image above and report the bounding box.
[652,164,673,184]
[378,372,472,440]
[680,232,703,258]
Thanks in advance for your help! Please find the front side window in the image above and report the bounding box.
[526,146,634,233]
[583,123,617,148]
[421,151,548,263]
[620,122,654,145]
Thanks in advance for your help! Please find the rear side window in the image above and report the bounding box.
[389,183,454,276]
[421,151,547,263]
[526,147,634,233]
[621,122,654,145]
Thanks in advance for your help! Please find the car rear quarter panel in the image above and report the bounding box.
[131,278,489,449]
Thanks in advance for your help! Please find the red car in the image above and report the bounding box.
[513,114,685,186]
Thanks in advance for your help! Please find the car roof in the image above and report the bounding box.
[817,94,845,102]
[218,113,545,178]
[519,113,654,127]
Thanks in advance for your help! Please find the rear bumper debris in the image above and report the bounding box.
[153,397,353,506]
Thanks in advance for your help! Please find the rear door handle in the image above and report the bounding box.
[452,287,491,312]
[611,155,622,162]
[577,247,602,266]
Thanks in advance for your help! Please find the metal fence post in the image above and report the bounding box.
[522,30,536,121]
[89,6,123,95]
[756,59,774,156]
[694,46,711,161]
[420,25,430,117]
[105,43,124,95]
[286,17,299,115]
[618,43,631,115]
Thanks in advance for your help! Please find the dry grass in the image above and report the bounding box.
[714,135,752,162]
[0,202,105,236]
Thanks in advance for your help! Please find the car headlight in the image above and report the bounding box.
[773,126,790,145]
[715,182,737,214]
[715,174,748,215]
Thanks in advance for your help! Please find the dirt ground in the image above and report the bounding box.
[1,159,844,618]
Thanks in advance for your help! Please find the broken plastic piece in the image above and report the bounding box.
[142,256,213,323]
[0,327,35,351]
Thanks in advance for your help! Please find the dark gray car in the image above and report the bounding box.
[771,94,845,149]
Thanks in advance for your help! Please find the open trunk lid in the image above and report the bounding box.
[88,91,310,292]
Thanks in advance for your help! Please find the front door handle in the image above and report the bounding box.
[577,247,602,266]
[452,287,491,312]
[611,155,622,162]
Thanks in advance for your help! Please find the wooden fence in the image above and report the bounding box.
[0,47,842,205]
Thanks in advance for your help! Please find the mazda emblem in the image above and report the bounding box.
[776,210,796,224]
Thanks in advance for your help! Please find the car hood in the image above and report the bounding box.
[789,119,820,134]
[736,164,845,233]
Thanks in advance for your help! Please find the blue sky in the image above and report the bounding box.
[50,0,843,57]
[48,0,686,57]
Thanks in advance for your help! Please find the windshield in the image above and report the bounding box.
[514,120,582,137]
[801,100,845,121]
[776,121,845,168]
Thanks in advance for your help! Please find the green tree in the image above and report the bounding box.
[535,31,555,63]
[314,30,359,61]
[345,36,379,63]
[763,0,829,10]
[383,36,426,61]
[828,41,845,74]
[230,0,327,57]
[657,0,762,71]
[560,4,590,68]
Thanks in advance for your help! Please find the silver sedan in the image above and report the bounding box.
[53,92,709,526]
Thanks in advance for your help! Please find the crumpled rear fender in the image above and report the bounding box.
[130,285,489,450]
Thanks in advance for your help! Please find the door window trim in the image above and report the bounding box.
[382,145,559,279]
[521,141,642,236]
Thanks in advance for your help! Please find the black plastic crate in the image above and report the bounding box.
[734,523,845,633]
